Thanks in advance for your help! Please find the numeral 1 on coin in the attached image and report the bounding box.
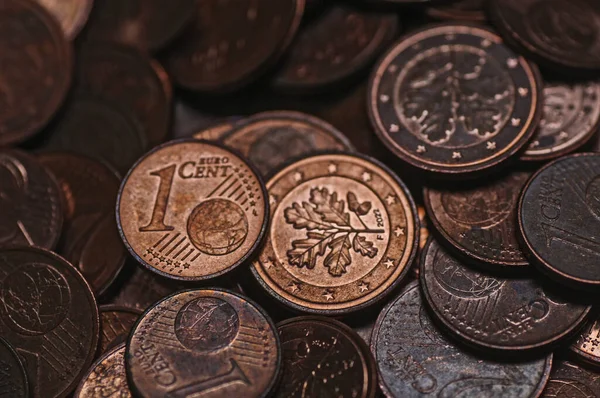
[542,223,600,255]
[140,165,176,232]
[166,359,250,398]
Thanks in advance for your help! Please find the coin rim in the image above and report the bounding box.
[0,336,30,398]
[73,342,127,398]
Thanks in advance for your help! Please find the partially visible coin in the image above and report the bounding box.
[372,281,552,398]
[252,153,419,315]
[275,316,377,398]
[541,360,600,397]
[368,24,542,176]
[571,315,600,368]
[0,150,63,250]
[411,205,430,277]
[0,337,28,398]
[74,343,131,398]
[0,247,99,398]
[420,238,590,352]
[126,289,281,398]
[117,140,269,281]
[98,305,141,354]
[193,120,239,141]
[36,0,93,38]
[426,0,486,22]
[0,0,72,145]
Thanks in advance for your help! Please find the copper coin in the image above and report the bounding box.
[0,0,72,145]
[368,24,543,176]
[523,82,600,161]
[489,0,600,71]
[420,238,591,352]
[83,0,196,52]
[0,337,29,398]
[39,152,126,296]
[426,0,486,22]
[126,289,281,398]
[221,111,354,177]
[0,247,99,397]
[518,153,600,289]
[165,0,304,92]
[372,281,552,397]
[76,44,172,147]
[98,305,141,355]
[252,153,419,315]
[74,343,131,398]
[275,316,377,398]
[571,315,600,368]
[44,95,148,175]
[424,171,530,271]
[272,5,398,92]
[411,205,430,278]
[0,149,63,250]
[117,140,269,281]
[541,360,600,397]
[36,0,93,38]
[192,121,238,141]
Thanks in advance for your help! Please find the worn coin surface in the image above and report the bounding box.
[252,153,418,315]
[165,0,304,92]
[541,360,600,397]
[39,152,126,296]
[193,121,238,141]
[424,171,530,271]
[0,337,29,398]
[426,0,486,22]
[368,24,542,176]
[0,0,72,145]
[0,247,99,398]
[273,5,398,92]
[276,316,377,398]
[372,282,552,397]
[523,82,600,161]
[74,343,131,398]
[221,111,354,177]
[571,315,600,368]
[0,150,63,250]
[98,305,141,355]
[76,44,172,147]
[118,140,268,281]
[126,289,281,398]
[518,153,600,289]
[420,239,590,352]
[36,0,92,38]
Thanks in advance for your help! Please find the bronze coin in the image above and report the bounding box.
[117,140,269,281]
[74,343,131,398]
[165,0,304,92]
[39,152,126,296]
[76,44,172,147]
[518,153,600,289]
[272,5,398,92]
[522,82,600,161]
[0,149,63,250]
[420,238,591,352]
[126,289,281,398]
[0,337,29,398]
[541,360,600,397]
[221,111,354,177]
[36,0,93,38]
[0,246,99,398]
[83,0,196,52]
[0,0,72,145]
[571,315,600,368]
[275,316,377,398]
[372,281,552,398]
[43,95,148,175]
[98,305,141,355]
[252,153,419,315]
[426,0,486,22]
[424,171,530,271]
[192,121,238,141]
[411,205,430,278]
[368,24,543,176]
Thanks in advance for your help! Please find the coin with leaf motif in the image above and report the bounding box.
[251,153,418,315]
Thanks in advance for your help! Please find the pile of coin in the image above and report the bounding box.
[0,0,599,397]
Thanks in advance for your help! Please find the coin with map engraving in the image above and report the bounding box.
[36,0,92,38]
[98,305,141,355]
[126,289,281,398]
[74,343,131,398]
[0,337,28,398]
[541,360,600,397]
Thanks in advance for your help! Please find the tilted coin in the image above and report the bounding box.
[426,0,486,22]
[76,43,172,147]
[221,111,354,177]
[0,337,29,398]
[36,0,93,38]
[372,281,552,398]
[117,140,269,281]
[368,24,542,176]
[541,360,600,397]
[411,205,430,278]
[74,343,131,398]
[275,316,377,398]
[0,0,72,145]
[39,152,126,296]
[518,154,600,289]
[126,289,281,398]
[252,153,419,315]
[192,121,238,141]
[98,305,141,355]
[165,0,304,92]
[571,315,600,368]
[0,150,63,250]
[0,247,99,397]
[424,171,530,271]
[523,82,600,161]
[420,239,591,352]
[272,4,398,92]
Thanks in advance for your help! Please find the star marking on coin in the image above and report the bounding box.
[159,256,166,262]
[250,200,256,207]
[323,290,335,301]
[452,152,462,159]
[385,195,396,205]
[145,248,154,256]
[289,281,301,293]
[558,131,569,141]
[358,282,369,292]
[362,171,372,182]
[384,258,395,269]
[390,124,399,133]
[416,145,426,153]
[380,94,389,103]
[394,226,405,237]
[507,58,518,68]
[511,118,521,126]
[518,87,529,97]
[269,194,278,206]
[262,257,275,269]
[293,171,303,182]
[182,263,190,269]
[486,141,496,150]
[243,178,248,184]
[173,261,180,268]
[481,39,492,48]
[165,259,172,266]
[328,163,338,174]
[249,192,255,199]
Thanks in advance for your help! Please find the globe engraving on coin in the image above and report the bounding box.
[0,337,28,398]
[74,344,131,398]
[36,0,92,38]
[117,140,268,281]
